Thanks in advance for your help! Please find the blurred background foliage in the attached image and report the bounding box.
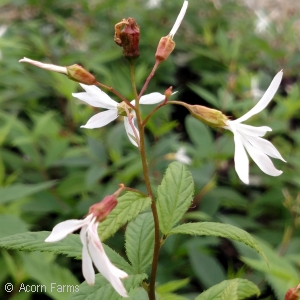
[0,0,300,299]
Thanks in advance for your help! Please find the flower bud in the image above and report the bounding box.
[114,18,140,59]
[66,64,97,85]
[164,86,173,99]
[187,104,228,128]
[89,195,118,222]
[285,285,300,300]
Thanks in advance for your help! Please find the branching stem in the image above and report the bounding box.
[129,60,161,300]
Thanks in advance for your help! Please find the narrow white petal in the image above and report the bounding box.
[124,116,139,147]
[87,223,128,297]
[77,84,118,110]
[234,123,272,137]
[233,70,283,123]
[80,226,95,285]
[72,92,115,109]
[81,110,118,129]
[169,1,188,37]
[243,134,286,162]
[45,214,93,242]
[241,136,283,176]
[19,57,67,74]
[233,132,250,184]
[139,92,165,105]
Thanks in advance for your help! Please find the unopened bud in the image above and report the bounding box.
[285,285,300,300]
[187,104,228,128]
[164,86,173,99]
[89,195,118,222]
[114,18,140,59]
[67,64,97,85]
[19,57,97,85]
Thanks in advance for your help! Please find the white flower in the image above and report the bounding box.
[223,70,286,184]
[72,84,165,146]
[45,214,128,297]
[169,1,188,38]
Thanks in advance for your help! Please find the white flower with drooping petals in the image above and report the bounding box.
[223,70,286,184]
[45,214,128,297]
[72,84,165,146]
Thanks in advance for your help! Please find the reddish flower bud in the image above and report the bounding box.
[89,195,118,222]
[164,86,173,99]
[114,18,140,60]
[285,285,300,300]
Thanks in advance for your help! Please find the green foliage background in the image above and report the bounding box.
[0,0,300,299]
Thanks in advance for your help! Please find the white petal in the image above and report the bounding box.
[233,70,283,123]
[75,84,118,110]
[235,123,272,137]
[87,223,128,297]
[124,116,139,147]
[233,132,250,184]
[45,214,93,242]
[19,57,67,74]
[243,134,286,162]
[81,110,118,129]
[139,92,165,105]
[241,136,283,176]
[169,1,188,37]
[80,226,95,285]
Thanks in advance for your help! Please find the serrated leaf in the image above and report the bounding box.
[220,281,238,300]
[125,212,154,274]
[0,181,57,204]
[21,252,79,300]
[68,273,147,300]
[98,192,152,241]
[195,279,260,300]
[0,232,132,273]
[157,162,194,235]
[169,222,267,262]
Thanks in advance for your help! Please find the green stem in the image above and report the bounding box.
[129,60,160,300]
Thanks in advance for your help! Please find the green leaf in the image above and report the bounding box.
[169,222,267,262]
[185,116,214,158]
[0,231,132,273]
[220,281,238,300]
[125,212,154,274]
[98,192,152,241]
[157,162,194,235]
[0,181,57,204]
[21,252,79,300]
[156,278,189,293]
[0,215,29,238]
[68,273,147,300]
[195,279,260,300]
